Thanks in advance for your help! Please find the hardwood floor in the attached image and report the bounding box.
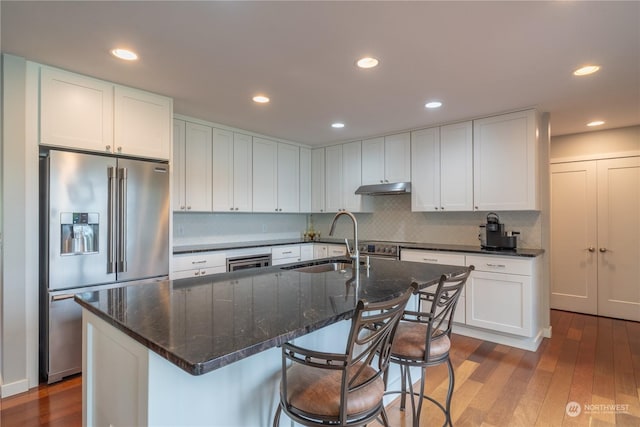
[1,310,639,426]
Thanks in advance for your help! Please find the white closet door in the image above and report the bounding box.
[550,161,598,314]
[596,157,640,321]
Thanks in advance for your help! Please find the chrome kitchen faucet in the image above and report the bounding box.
[328,210,360,271]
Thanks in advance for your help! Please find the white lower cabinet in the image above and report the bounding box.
[313,244,328,259]
[271,245,302,266]
[300,244,314,261]
[465,255,533,337]
[172,252,227,279]
[327,244,348,257]
[400,249,466,323]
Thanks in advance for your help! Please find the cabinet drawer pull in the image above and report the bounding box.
[192,260,207,264]
[486,263,506,268]
[282,251,292,255]
[423,258,438,262]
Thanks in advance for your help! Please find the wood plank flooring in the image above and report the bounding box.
[1,310,639,426]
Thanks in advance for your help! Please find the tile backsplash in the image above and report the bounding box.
[173,195,542,249]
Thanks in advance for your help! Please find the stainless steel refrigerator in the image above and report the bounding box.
[39,149,169,383]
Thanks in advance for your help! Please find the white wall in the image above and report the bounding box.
[1,54,40,397]
[173,212,307,246]
[551,125,640,162]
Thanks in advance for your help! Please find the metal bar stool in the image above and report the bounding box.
[273,284,416,427]
[385,266,473,427]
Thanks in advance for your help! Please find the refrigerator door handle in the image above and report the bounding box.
[118,167,128,273]
[107,166,117,274]
[51,293,76,302]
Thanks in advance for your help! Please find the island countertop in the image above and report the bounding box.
[74,257,466,376]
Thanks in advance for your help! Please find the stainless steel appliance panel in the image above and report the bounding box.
[46,292,83,383]
[47,151,116,290]
[116,158,169,282]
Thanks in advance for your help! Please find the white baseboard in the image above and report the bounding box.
[1,378,29,398]
[451,323,544,352]
[543,326,552,338]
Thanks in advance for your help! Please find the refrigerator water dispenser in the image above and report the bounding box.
[61,212,98,255]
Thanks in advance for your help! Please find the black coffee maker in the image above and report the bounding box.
[479,212,518,250]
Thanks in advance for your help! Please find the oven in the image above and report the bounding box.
[357,241,400,260]
[226,254,272,272]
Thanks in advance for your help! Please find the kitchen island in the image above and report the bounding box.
[75,257,466,427]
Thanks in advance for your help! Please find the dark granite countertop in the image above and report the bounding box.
[173,238,346,254]
[398,242,544,258]
[174,239,543,257]
[74,257,466,376]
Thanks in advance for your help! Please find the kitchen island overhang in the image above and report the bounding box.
[75,257,467,426]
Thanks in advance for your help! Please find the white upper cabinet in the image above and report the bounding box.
[40,67,114,152]
[232,133,253,212]
[325,145,343,213]
[38,65,172,160]
[473,109,538,210]
[311,148,326,213]
[411,122,473,212]
[361,133,411,185]
[252,138,299,213]
[440,122,473,210]
[383,132,411,183]
[211,128,235,211]
[252,138,278,212]
[411,127,440,211]
[172,119,186,211]
[277,143,300,212]
[299,147,312,213]
[211,129,253,212]
[184,122,213,212]
[114,86,172,160]
[325,142,372,213]
[361,137,385,185]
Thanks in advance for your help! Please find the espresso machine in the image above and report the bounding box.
[479,212,518,250]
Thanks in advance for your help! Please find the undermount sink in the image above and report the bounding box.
[291,262,352,274]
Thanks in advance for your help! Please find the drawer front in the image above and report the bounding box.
[272,256,302,266]
[401,249,466,266]
[173,252,227,272]
[466,255,532,276]
[327,244,347,257]
[272,245,301,260]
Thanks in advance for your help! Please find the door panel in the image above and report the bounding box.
[48,150,115,290]
[550,161,598,314]
[596,157,640,321]
[117,158,169,282]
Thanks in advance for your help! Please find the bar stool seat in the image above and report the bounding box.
[391,324,451,360]
[284,362,385,417]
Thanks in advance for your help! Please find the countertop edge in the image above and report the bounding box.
[173,239,544,258]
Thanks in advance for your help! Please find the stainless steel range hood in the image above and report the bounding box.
[355,182,411,195]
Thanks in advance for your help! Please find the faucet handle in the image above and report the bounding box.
[344,238,353,256]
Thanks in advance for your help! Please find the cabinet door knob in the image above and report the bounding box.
[235,207,239,211]
[434,207,439,210]
[599,247,608,253]
[117,146,122,153]
[440,207,445,210]
[587,247,595,252]
[187,206,191,210]
[105,145,111,151]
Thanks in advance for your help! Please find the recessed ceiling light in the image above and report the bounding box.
[356,57,379,69]
[252,95,270,104]
[331,122,345,129]
[111,48,138,61]
[425,101,443,109]
[573,65,600,76]
[587,120,605,127]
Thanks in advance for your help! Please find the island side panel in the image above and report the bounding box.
[84,308,393,426]
[83,310,149,427]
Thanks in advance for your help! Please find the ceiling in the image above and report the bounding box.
[2,1,639,146]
